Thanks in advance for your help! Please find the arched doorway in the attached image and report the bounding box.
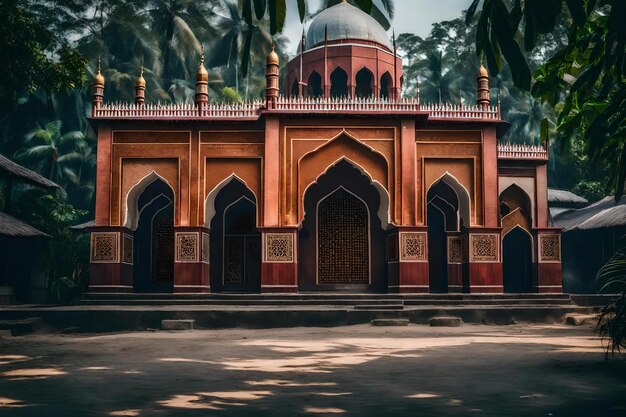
[133,178,174,293]
[299,160,387,292]
[209,178,261,292]
[426,177,467,293]
[502,227,533,293]
[308,71,323,98]
[380,72,393,99]
[330,67,349,98]
[355,67,373,98]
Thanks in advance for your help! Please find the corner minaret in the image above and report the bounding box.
[265,45,280,109]
[195,46,209,112]
[135,64,146,105]
[91,58,105,116]
[476,61,490,108]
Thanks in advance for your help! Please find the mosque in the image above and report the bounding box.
[87,0,562,294]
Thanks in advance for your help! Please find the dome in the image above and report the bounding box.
[305,1,391,50]
[477,64,488,77]
[197,60,208,83]
[135,66,146,87]
[267,46,279,65]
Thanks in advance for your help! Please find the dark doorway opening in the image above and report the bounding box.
[503,228,534,293]
[210,179,261,293]
[427,181,460,293]
[330,67,349,98]
[308,71,323,98]
[299,160,387,292]
[355,68,373,98]
[133,179,174,293]
[380,72,393,99]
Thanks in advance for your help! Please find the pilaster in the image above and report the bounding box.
[260,227,298,293]
[387,227,429,293]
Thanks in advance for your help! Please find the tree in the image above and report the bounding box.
[0,0,85,115]
[466,0,626,199]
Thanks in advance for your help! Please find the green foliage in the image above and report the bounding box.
[596,239,626,358]
[0,0,86,111]
[10,187,89,304]
[467,0,626,199]
[572,180,610,203]
[218,87,244,104]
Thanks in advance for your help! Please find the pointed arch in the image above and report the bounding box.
[427,172,471,227]
[124,171,175,231]
[355,67,374,98]
[204,174,258,228]
[500,183,532,220]
[380,71,393,99]
[330,66,349,98]
[298,131,390,228]
[307,71,322,98]
[502,224,534,262]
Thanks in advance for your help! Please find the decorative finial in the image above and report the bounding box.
[97,56,101,74]
[200,45,205,66]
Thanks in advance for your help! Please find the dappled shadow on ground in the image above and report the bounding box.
[0,325,625,416]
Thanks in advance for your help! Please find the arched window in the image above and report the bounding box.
[355,67,373,98]
[380,72,393,99]
[291,78,299,97]
[307,71,323,98]
[330,67,349,98]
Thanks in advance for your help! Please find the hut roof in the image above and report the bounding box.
[548,189,588,207]
[70,220,95,231]
[0,211,50,237]
[0,153,60,189]
[554,196,626,231]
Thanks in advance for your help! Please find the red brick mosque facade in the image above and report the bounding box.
[87,1,562,294]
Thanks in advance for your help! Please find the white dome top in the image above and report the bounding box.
[305,1,391,50]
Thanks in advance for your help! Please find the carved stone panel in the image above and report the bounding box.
[176,232,199,262]
[447,236,463,264]
[202,232,210,264]
[470,234,499,262]
[539,234,561,262]
[399,232,427,262]
[264,233,294,263]
[122,234,133,265]
[91,232,119,263]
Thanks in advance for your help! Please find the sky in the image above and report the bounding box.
[282,0,473,55]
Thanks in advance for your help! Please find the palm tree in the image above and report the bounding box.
[15,120,87,187]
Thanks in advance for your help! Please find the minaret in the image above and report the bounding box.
[476,60,490,108]
[195,46,209,112]
[265,44,280,109]
[91,58,105,116]
[135,64,146,106]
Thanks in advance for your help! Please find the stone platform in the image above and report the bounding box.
[0,294,598,333]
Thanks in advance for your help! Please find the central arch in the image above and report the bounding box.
[132,177,175,293]
[355,67,374,98]
[502,227,533,293]
[299,160,387,292]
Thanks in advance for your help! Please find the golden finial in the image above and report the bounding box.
[136,60,146,88]
[94,56,105,86]
[267,43,279,65]
[197,45,208,82]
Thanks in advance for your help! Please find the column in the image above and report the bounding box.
[536,230,563,293]
[387,227,429,293]
[261,227,298,293]
[88,228,133,293]
[466,228,503,293]
[173,227,210,293]
[446,232,464,293]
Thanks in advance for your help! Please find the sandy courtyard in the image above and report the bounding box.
[0,324,625,416]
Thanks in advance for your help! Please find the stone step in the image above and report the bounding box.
[429,316,463,327]
[82,292,572,301]
[161,319,195,330]
[564,314,599,326]
[371,318,410,326]
[0,317,42,335]
[354,305,404,310]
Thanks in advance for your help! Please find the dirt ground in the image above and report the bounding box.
[0,324,625,417]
